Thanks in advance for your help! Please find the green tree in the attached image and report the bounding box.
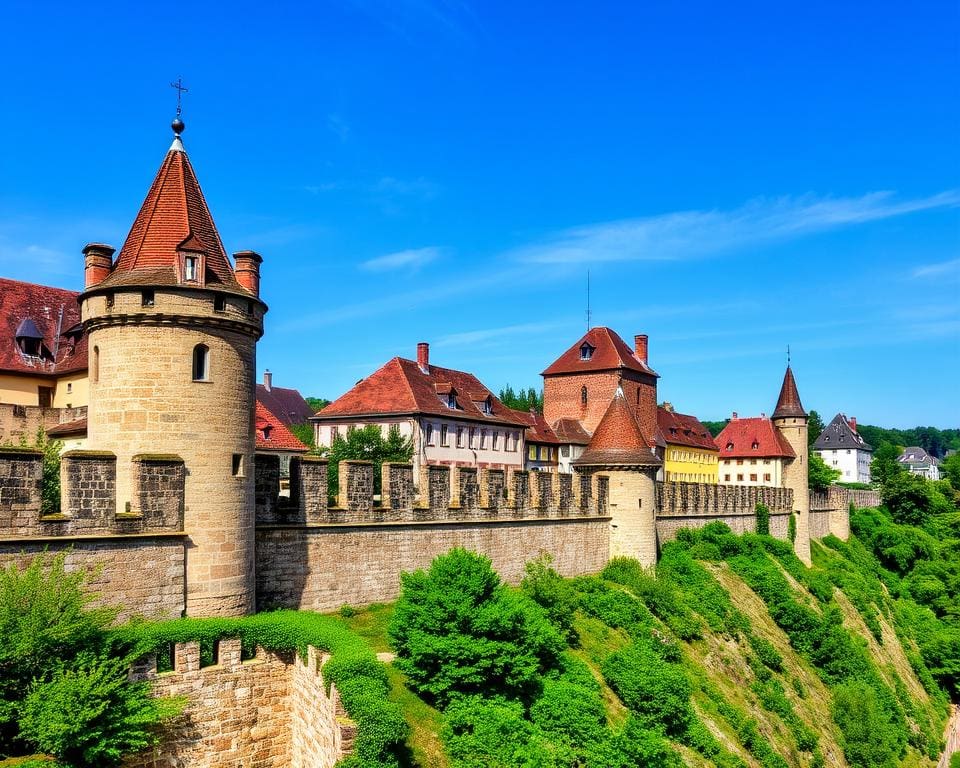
[305,396,330,412]
[831,681,903,768]
[388,548,563,706]
[701,420,729,438]
[808,452,841,491]
[520,554,580,644]
[807,410,826,451]
[881,472,953,526]
[498,385,543,414]
[327,424,413,497]
[941,452,960,488]
[288,422,316,450]
[871,443,904,486]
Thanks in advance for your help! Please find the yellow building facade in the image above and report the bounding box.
[658,405,719,484]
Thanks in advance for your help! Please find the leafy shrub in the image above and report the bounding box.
[18,652,182,767]
[576,577,654,633]
[755,503,770,536]
[598,716,681,768]
[388,548,563,706]
[602,557,702,640]
[831,681,905,768]
[521,555,580,643]
[747,633,783,672]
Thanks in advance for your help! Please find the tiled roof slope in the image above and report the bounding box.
[542,327,658,377]
[715,417,795,459]
[0,278,87,376]
[314,357,526,427]
[96,139,244,293]
[510,409,561,444]
[813,413,872,452]
[256,384,314,426]
[552,418,592,445]
[657,407,719,451]
[255,401,308,452]
[899,446,938,467]
[573,389,661,467]
[771,366,806,419]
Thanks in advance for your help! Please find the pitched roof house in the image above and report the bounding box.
[657,404,720,483]
[510,408,561,471]
[813,413,873,483]
[898,446,940,481]
[256,371,314,426]
[715,413,795,487]
[312,342,527,473]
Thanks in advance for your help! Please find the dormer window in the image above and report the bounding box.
[447,393,456,409]
[580,343,595,361]
[15,318,44,359]
[483,396,493,415]
[179,251,204,286]
[726,442,734,451]
[184,256,198,281]
[262,425,272,441]
[751,441,759,450]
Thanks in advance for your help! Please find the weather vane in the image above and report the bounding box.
[170,77,188,118]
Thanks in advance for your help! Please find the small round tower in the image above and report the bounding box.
[771,365,811,565]
[80,119,266,616]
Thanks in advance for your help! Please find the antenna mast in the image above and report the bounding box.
[586,270,592,332]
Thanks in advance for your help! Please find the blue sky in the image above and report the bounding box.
[1,0,958,428]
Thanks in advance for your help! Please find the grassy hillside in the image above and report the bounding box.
[339,506,956,768]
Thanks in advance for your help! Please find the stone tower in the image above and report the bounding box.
[573,386,662,566]
[79,120,266,617]
[771,365,811,564]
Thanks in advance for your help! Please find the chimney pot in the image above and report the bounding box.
[264,370,272,391]
[849,416,857,432]
[634,334,649,364]
[417,342,430,373]
[732,411,738,420]
[233,250,263,297]
[82,243,115,289]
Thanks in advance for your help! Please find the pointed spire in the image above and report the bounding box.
[772,365,806,420]
[573,387,661,467]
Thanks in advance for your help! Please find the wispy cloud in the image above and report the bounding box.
[360,246,444,272]
[912,257,960,279]
[327,113,351,143]
[434,321,565,348]
[509,190,960,265]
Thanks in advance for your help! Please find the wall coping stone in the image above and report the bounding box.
[62,450,117,459]
[132,453,184,463]
[0,446,42,456]
[299,455,328,464]
[256,515,612,531]
[0,531,188,544]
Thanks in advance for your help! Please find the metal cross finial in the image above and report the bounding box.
[787,344,791,366]
[170,77,189,117]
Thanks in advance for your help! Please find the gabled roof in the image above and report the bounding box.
[771,365,806,419]
[573,389,661,467]
[657,407,719,452]
[813,413,872,452]
[0,278,87,377]
[255,401,308,453]
[715,417,796,459]
[542,327,658,378]
[314,357,526,427]
[552,418,592,445]
[46,417,88,438]
[92,137,246,295]
[898,446,939,467]
[256,384,314,426]
[510,409,561,445]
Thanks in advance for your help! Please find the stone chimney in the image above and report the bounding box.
[233,250,263,296]
[83,243,115,289]
[634,334,649,364]
[849,416,857,432]
[417,342,430,373]
[264,370,272,392]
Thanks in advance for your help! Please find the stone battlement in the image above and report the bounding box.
[655,481,794,542]
[255,456,610,525]
[0,403,87,446]
[0,448,184,538]
[125,640,353,768]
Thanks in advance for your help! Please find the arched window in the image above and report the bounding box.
[92,346,99,383]
[192,344,209,381]
[581,386,587,406]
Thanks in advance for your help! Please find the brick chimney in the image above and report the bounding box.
[732,411,738,420]
[233,250,263,296]
[264,370,272,392]
[83,243,115,289]
[417,342,430,373]
[849,416,857,432]
[634,334,649,364]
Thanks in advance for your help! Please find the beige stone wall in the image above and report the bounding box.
[125,640,352,768]
[256,517,610,611]
[83,288,261,616]
[774,416,811,564]
[599,468,658,566]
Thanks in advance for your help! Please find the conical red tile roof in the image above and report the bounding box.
[94,138,245,293]
[573,388,661,467]
[772,365,806,419]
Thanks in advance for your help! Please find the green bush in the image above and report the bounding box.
[521,555,580,644]
[747,633,783,672]
[388,548,563,707]
[831,681,905,768]
[18,652,182,767]
[755,503,770,536]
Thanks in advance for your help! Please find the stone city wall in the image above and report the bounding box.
[255,458,611,611]
[655,481,794,543]
[0,447,186,620]
[0,403,87,445]
[124,640,352,768]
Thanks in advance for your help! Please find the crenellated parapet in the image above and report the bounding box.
[0,448,185,539]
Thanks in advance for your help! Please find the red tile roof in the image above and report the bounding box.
[771,366,806,419]
[255,401,308,452]
[256,384,314,426]
[542,327,658,377]
[0,278,87,377]
[552,418,592,445]
[93,140,246,295]
[573,389,661,467]
[510,408,561,444]
[314,357,527,427]
[46,417,87,437]
[657,407,719,452]
[714,417,796,459]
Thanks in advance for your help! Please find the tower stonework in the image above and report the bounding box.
[573,387,661,566]
[771,366,811,565]
[80,125,266,616]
